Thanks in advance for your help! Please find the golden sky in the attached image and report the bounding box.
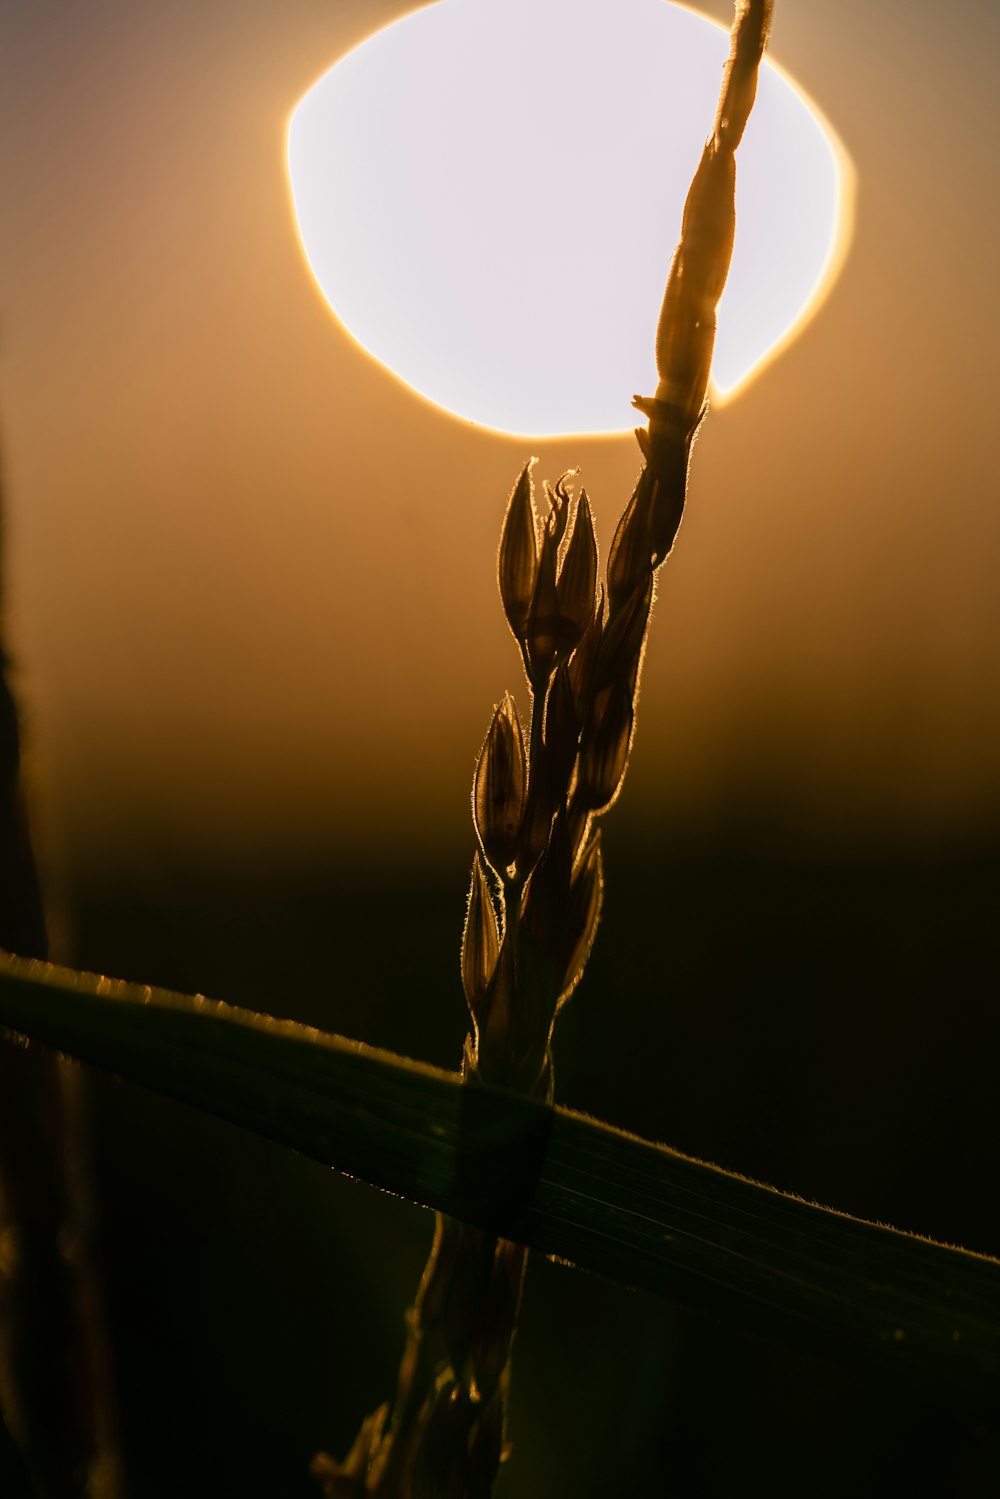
[1,0,998,873]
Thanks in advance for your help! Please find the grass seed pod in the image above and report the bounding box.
[515,752,555,877]
[473,693,526,873]
[560,833,603,1003]
[607,469,655,611]
[566,593,604,721]
[520,813,573,982]
[595,570,653,692]
[524,529,561,686]
[542,661,580,800]
[556,489,598,644]
[461,851,501,1015]
[497,460,538,644]
[577,676,635,812]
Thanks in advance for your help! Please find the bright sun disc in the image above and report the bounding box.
[287,0,853,437]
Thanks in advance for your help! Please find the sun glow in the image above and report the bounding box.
[287,0,853,437]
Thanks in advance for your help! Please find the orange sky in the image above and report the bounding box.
[1,0,998,875]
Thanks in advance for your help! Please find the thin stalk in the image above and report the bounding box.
[319,3,775,1493]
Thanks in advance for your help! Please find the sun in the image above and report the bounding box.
[286,0,853,438]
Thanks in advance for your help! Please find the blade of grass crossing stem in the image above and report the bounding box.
[0,954,997,1406]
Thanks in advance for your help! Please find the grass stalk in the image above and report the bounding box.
[317,4,774,1492]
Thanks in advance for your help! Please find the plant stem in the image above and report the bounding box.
[318,3,773,1493]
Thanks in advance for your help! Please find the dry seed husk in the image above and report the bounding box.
[542,661,580,798]
[556,490,598,642]
[516,753,555,876]
[498,460,537,643]
[649,430,693,563]
[461,852,501,1014]
[560,833,603,1003]
[473,693,526,873]
[524,529,561,685]
[578,677,635,812]
[717,0,773,149]
[543,473,573,549]
[520,814,573,976]
[477,928,550,1092]
[607,471,654,610]
[474,932,517,1082]
[595,571,653,691]
[566,596,604,721]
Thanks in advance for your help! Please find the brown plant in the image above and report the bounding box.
[314,2,773,1493]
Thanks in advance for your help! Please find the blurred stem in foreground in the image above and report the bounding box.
[0,458,120,1493]
[314,3,773,1494]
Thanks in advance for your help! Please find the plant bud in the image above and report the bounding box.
[566,594,603,721]
[475,929,550,1093]
[560,833,603,1004]
[521,812,573,975]
[607,470,654,612]
[524,529,560,686]
[461,852,501,1017]
[497,460,538,643]
[556,489,598,643]
[474,931,516,1082]
[473,693,526,873]
[649,430,692,564]
[595,571,652,692]
[577,677,634,812]
[542,661,579,800]
[653,255,716,431]
[516,753,555,877]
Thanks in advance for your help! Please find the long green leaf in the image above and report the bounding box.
[0,953,997,1403]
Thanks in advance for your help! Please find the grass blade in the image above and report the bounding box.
[0,953,996,1404]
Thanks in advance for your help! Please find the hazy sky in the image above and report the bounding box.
[1,0,998,873]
